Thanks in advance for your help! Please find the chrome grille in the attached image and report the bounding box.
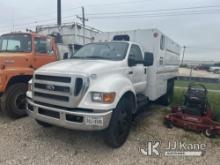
[35,74,71,83]
[34,83,70,93]
[32,73,89,108]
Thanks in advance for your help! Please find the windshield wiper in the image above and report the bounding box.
[71,56,88,59]
[86,56,109,60]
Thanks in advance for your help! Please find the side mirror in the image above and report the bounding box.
[144,52,154,66]
[128,58,136,67]
[63,52,69,59]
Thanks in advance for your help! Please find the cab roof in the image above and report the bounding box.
[1,32,47,38]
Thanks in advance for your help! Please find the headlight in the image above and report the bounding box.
[28,80,33,91]
[91,92,116,104]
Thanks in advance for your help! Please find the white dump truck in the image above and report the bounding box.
[26,29,181,148]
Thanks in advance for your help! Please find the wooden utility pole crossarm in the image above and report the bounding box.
[76,7,88,27]
[76,6,88,44]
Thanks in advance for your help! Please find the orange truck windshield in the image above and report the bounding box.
[0,34,32,53]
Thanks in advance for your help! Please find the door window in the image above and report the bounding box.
[34,37,53,55]
[128,44,143,62]
[160,35,165,50]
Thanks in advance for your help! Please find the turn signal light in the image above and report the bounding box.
[91,92,116,104]
[103,93,116,104]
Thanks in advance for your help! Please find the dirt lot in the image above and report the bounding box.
[0,106,220,165]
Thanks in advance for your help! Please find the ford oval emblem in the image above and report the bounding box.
[46,84,55,91]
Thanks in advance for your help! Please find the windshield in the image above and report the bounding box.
[71,42,128,61]
[0,34,32,53]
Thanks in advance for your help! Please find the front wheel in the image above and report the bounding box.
[204,129,215,138]
[1,83,28,118]
[104,97,132,148]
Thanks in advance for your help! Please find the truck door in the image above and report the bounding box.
[33,37,57,69]
[128,44,147,93]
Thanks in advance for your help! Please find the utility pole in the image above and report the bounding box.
[181,46,186,65]
[57,0,62,26]
[76,7,88,44]
[77,7,88,27]
[11,10,15,32]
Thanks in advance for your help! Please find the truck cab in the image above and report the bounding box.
[0,32,58,118]
[26,41,154,148]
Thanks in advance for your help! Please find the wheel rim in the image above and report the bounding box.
[115,107,130,140]
[15,92,26,111]
[205,129,211,136]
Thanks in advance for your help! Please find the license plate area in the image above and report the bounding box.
[85,116,103,126]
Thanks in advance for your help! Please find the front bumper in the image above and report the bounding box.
[26,98,112,131]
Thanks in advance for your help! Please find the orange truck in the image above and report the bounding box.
[0,32,61,118]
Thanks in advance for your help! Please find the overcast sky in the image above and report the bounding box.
[0,0,220,61]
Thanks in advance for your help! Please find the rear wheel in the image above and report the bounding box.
[164,119,173,129]
[1,83,28,119]
[36,120,53,127]
[104,97,132,148]
[204,129,215,138]
[160,80,174,106]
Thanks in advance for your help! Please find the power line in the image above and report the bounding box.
[0,0,147,24]
[89,10,220,19]
[0,10,218,31]
[0,3,219,29]
[1,4,220,32]
[78,0,148,8]
[87,4,220,15]
[2,7,219,30]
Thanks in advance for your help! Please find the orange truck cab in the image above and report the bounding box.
[0,32,59,118]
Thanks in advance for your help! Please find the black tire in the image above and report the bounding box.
[160,80,174,106]
[204,129,215,138]
[104,97,132,148]
[1,83,28,119]
[36,120,53,127]
[164,119,173,129]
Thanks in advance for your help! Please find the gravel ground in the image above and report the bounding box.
[0,106,220,165]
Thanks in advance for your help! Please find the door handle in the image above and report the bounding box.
[128,71,133,75]
[144,68,147,74]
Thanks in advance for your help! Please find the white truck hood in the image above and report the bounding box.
[36,59,123,75]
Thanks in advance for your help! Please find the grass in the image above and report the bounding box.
[172,88,220,121]
[175,80,220,91]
